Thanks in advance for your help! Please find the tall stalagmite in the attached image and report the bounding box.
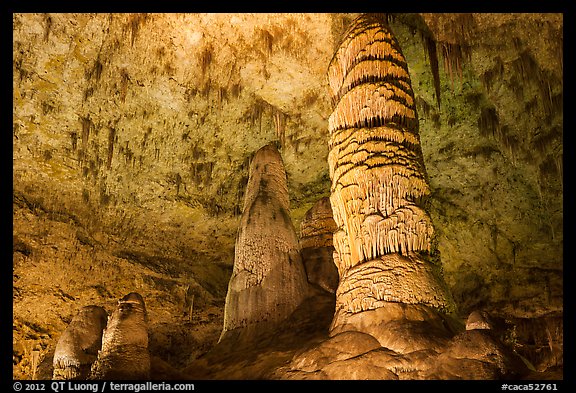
[220,143,309,343]
[327,14,457,349]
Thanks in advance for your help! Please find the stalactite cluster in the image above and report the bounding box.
[423,13,475,89]
[327,14,456,327]
[422,34,442,110]
[272,107,287,148]
[440,42,471,88]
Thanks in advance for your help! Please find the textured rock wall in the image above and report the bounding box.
[220,144,309,342]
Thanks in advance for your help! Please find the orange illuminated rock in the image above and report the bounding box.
[52,305,108,380]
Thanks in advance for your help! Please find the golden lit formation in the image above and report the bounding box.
[327,14,456,332]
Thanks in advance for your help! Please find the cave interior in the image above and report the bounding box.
[12,12,563,381]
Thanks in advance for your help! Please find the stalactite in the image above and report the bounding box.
[43,13,52,43]
[70,132,78,151]
[257,27,274,58]
[480,56,504,93]
[86,57,104,82]
[272,107,287,148]
[125,13,148,47]
[199,44,214,78]
[478,106,500,139]
[229,82,242,98]
[79,116,92,164]
[243,98,267,129]
[216,86,228,108]
[478,106,524,164]
[327,14,456,335]
[423,13,473,91]
[107,128,116,169]
[119,69,130,103]
[440,42,470,89]
[422,34,441,110]
[512,50,538,83]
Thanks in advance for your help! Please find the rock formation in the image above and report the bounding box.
[219,143,309,343]
[423,327,526,379]
[299,197,339,294]
[466,310,494,330]
[326,13,458,348]
[199,15,533,380]
[52,306,108,380]
[90,293,150,380]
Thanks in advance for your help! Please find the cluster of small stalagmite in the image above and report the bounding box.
[52,293,150,380]
[326,14,456,337]
[219,143,309,343]
[299,197,339,294]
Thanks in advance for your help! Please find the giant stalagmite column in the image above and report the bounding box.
[327,14,457,350]
[220,143,309,343]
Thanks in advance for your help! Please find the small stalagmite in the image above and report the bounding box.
[219,143,309,343]
[327,13,457,348]
[52,306,108,380]
[466,310,494,331]
[299,196,339,294]
[90,293,150,380]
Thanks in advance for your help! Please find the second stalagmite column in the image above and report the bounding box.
[220,143,309,343]
[327,14,457,347]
